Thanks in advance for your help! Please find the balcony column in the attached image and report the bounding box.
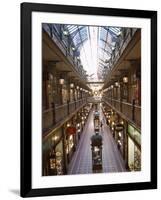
[111,85,114,106]
[73,85,77,109]
[77,87,79,101]
[80,88,83,99]
[74,81,78,102]
[81,89,83,100]
[128,60,140,103]
[128,59,141,121]
[85,91,87,102]
[42,69,49,109]
[67,82,71,102]
[83,90,85,100]
[57,72,63,105]
[47,61,59,105]
[123,121,129,169]
[43,61,56,109]
[84,90,86,102]
[120,80,123,112]
[128,68,133,104]
[78,87,80,100]
[62,125,67,174]
[67,80,70,115]
[77,86,81,108]
[51,102,56,125]
[135,65,141,106]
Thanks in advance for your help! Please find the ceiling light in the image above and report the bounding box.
[115,82,119,87]
[123,76,128,83]
[72,47,76,51]
[59,78,64,85]
[70,83,74,88]
[63,30,69,36]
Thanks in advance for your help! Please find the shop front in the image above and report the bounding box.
[65,125,76,163]
[127,124,141,171]
[115,122,125,157]
[42,128,65,176]
[109,111,117,137]
[91,132,103,173]
[93,111,100,132]
[76,114,82,141]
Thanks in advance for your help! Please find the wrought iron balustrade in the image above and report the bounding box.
[103,96,141,128]
[42,98,87,132]
[102,28,138,80]
[42,24,87,81]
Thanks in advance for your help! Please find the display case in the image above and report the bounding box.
[91,132,103,172]
[93,111,100,132]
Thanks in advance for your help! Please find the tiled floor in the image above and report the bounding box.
[67,106,127,175]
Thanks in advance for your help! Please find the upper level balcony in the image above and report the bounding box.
[42,24,87,82]
[43,98,87,137]
[102,96,141,129]
[102,28,139,84]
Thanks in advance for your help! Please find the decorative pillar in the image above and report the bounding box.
[47,61,58,106]
[119,81,123,112]
[42,69,49,109]
[62,125,67,174]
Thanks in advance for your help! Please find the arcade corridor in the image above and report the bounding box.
[42,23,141,176]
[68,105,126,174]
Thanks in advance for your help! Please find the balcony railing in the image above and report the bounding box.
[87,97,102,103]
[42,24,87,81]
[43,98,87,133]
[55,103,68,123]
[103,97,141,128]
[103,28,138,79]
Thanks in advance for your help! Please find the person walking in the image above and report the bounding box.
[100,120,103,129]
[103,117,105,124]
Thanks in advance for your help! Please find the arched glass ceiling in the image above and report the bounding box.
[64,25,88,51]
[64,25,122,81]
[97,27,122,79]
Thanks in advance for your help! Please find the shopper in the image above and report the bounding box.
[100,120,103,129]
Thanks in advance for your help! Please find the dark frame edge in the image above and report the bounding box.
[22,182,156,198]
[150,11,157,189]
[20,2,32,197]
[21,2,156,18]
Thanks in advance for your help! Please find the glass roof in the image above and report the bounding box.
[47,24,123,82]
[64,25,122,81]
[97,27,122,79]
[64,25,88,50]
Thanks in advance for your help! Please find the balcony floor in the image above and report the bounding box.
[67,106,127,174]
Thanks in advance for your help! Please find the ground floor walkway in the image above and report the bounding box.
[67,105,127,174]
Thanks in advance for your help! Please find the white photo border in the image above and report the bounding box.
[32,12,151,189]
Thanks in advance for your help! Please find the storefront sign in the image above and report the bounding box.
[66,127,76,135]
[115,124,124,131]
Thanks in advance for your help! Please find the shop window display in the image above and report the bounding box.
[128,124,141,171]
[62,85,68,104]
[70,89,74,102]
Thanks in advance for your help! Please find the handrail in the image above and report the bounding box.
[55,103,68,109]
[103,97,141,108]
[43,99,87,134]
[102,96,141,128]
[43,98,87,114]
[43,107,54,113]
[103,28,138,79]
[43,24,87,81]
